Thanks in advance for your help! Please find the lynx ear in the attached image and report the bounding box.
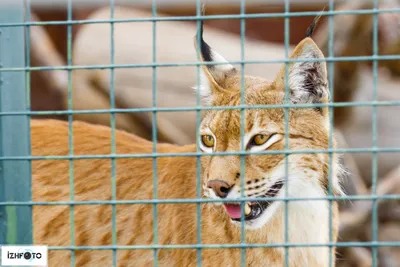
[274,37,329,114]
[193,21,237,104]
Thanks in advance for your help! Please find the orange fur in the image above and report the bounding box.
[32,34,341,266]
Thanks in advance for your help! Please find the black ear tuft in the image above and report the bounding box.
[198,19,213,63]
[196,4,213,63]
[305,8,325,38]
[193,7,236,97]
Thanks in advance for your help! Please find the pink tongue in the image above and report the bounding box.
[224,204,242,219]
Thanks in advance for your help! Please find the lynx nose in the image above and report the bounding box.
[207,180,232,198]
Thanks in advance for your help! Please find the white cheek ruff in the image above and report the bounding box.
[231,160,329,230]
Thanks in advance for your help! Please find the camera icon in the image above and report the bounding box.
[18,248,34,262]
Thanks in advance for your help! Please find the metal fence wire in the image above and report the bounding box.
[0,0,400,266]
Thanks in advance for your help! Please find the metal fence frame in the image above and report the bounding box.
[0,0,32,247]
[0,0,400,266]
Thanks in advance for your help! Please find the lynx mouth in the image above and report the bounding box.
[223,181,284,222]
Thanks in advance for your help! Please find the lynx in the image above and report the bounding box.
[32,20,343,266]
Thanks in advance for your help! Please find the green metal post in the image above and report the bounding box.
[0,0,32,246]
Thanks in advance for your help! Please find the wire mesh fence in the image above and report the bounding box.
[0,0,400,266]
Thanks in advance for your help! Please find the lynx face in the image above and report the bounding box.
[195,24,342,230]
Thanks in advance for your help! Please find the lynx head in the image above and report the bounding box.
[194,21,343,230]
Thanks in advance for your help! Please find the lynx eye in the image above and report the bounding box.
[253,134,268,146]
[201,135,215,148]
[247,133,280,151]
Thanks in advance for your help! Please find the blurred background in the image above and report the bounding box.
[30,0,329,116]
[18,0,400,266]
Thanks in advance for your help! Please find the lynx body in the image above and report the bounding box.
[32,23,342,266]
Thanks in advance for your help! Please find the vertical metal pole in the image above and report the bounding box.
[0,0,32,245]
